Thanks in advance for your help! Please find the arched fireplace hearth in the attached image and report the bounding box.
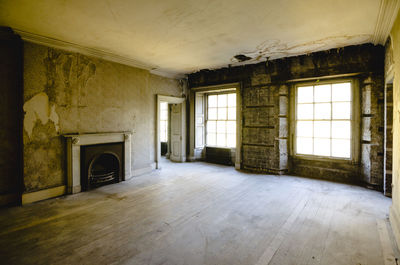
[81,142,124,191]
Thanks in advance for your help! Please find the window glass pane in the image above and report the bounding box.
[332,121,350,139]
[332,102,350,119]
[208,95,217,107]
[218,94,227,107]
[227,134,236,147]
[161,102,168,111]
[217,121,226,133]
[314,85,331,102]
[208,107,217,120]
[207,121,216,133]
[217,133,226,147]
[228,107,236,120]
[227,121,236,134]
[160,121,167,142]
[314,103,331,119]
[332,139,350,158]
[161,110,168,120]
[218,107,227,120]
[314,138,330,156]
[297,104,313,119]
[332,83,351,101]
[297,121,313,137]
[207,133,216,146]
[298,86,313,103]
[228,93,236,107]
[297,137,313,155]
[314,121,330,138]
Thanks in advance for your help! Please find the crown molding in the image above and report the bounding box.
[149,68,185,79]
[14,29,182,79]
[372,0,400,45]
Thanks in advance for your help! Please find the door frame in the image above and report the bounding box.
[156,95,186,169]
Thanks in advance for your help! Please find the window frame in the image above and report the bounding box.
[292,78,359,162]
[205,91,237,148]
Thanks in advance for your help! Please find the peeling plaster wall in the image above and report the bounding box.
[23,42,180,192]
[188,44,384,185]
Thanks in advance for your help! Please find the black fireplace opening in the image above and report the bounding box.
[81,142,124,191]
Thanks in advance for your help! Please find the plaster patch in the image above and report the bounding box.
[23,92,60,138]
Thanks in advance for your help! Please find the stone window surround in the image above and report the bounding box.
[290,77,360,163]
[64,132,132,194]
[189,83,242,169]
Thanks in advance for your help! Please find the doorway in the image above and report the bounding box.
[159,101,169,161]
[156,95,186,169]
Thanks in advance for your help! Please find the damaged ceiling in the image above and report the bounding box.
[0,0,393,77]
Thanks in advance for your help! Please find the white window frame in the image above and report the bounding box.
[293,78,359,162]
[190,83,242,169]
[205,91,237,148]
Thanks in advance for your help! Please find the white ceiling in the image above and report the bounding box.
[0,0,392,77]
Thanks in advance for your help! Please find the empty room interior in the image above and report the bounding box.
[2,0,400,264]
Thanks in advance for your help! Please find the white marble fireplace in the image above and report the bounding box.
[64,132,132,194]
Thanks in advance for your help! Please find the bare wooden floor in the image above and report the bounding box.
[0,160,397,265]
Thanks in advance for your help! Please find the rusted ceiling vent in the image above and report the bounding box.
[234,54,252,62]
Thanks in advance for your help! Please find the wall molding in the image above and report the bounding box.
[13,29,183,79]
[150,68,185,79]
[372,0,400,45]
[132,164,154,177]
[22,185,66,205]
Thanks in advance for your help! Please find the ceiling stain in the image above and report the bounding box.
[231,34,373,64]
[234,54,252,62]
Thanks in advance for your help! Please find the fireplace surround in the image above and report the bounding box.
[64,132,132,194]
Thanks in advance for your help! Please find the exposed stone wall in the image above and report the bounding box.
[23,42,180,193]
[384,37,394,196]
[360,74,384,188]
[0,28,23,205]
[188,44,384,185]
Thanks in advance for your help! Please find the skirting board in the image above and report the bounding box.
[22,185,66,205]
[131,163,156,177]
[389,206,400,249]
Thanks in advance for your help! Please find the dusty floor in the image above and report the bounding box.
[0,159,397,265]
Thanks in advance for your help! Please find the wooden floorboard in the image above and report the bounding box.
[0,159,396,265]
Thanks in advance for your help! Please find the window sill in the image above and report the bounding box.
[292,154,357,164]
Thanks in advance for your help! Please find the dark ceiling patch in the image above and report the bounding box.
[234,54,252,62]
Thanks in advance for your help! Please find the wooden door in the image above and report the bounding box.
[170,103,182,162]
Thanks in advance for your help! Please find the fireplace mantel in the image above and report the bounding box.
[64,132,132,194]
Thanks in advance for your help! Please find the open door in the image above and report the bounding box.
[156,95,186,168]
[170,103,183,162]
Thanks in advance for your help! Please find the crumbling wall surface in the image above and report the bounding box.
[188,44,384,184]
[360,74,384,188]
[0,28,22,204]
[23,42,181,193]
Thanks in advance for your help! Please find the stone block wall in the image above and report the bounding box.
[361,75,384,188]
[188,44,384,186]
